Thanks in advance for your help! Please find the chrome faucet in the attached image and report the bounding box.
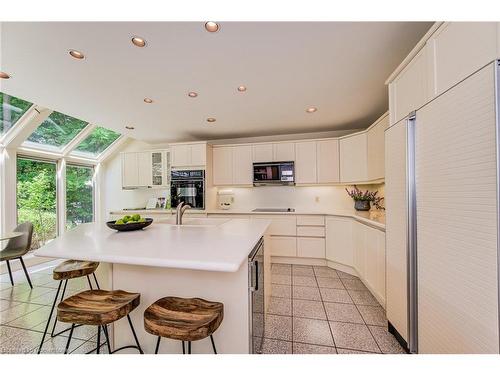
[175,201,191,225]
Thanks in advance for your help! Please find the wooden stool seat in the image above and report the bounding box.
[53,259,99,280]
[57,290,140,326]
[144,297,224,342]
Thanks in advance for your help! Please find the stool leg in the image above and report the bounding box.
[155,336,161,354]
[188,341,191,354]
[210,335,217,354]
[6,260,14,286]
[37,280,62,354]
[182,341,185,354]
[86,275,93,290]
[126,315,143,354]
[92,273,100,289]
[102,325,111,354]
[19,257,33,289]
[96,325,101,354]
[51,279,68,337]
[64,324,75,354]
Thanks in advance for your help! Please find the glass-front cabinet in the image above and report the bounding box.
[151,151,163,186]
[122,150,170,189]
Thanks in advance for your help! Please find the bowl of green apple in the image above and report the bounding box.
[106,214,153,232]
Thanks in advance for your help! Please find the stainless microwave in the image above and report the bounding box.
[253,162,295,186]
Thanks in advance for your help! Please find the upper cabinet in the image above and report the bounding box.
[252,142,295,162]
[212,144,253,186]
[340,133,368,183]
[387,22,500,125]
[367,114,389,181]
[121,150,169,189]
[170,142,207,168]
[274,143,295,161]
[295,141,317,184]
[316,139,340,184]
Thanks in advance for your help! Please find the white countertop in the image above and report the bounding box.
[110,208,385,231]
[34,219,270,272]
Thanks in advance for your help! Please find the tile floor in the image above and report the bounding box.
[262,263,406,354]
[0,260,107,354]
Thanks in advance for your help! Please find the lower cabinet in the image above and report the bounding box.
[270,236,297,257]
[297,237,325,258]
[326,217,354,267]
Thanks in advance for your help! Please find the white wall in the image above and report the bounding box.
[100,139,169,220]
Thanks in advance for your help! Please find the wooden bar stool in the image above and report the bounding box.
[57,289,143,354]
[37,260,100,354]
[144,297,224,354]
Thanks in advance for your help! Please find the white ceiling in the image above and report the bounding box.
[0,22,432,143]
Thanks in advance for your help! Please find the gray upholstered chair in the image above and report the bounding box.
[0,222,34,288]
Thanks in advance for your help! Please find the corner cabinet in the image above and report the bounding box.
[121,150,169,189]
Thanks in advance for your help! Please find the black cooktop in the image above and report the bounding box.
[251,208,295,212]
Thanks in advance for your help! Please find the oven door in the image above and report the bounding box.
[170,180,205,209]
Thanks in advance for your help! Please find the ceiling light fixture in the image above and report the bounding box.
[0,71,10,79]
[205,21,219,33]
[69,50,85,59]
[306,107,317,113]
[188,92,198,98]
[206,117,216,123]
[144,98,153,104]
[237,85,247,92]
[131,36,147,47]
[125,125,135,130]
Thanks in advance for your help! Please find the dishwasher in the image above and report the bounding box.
[248,237,264,354]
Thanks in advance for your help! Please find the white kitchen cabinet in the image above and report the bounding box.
[137,152,152,187]
[232,145,253,185]
[353,222,366,279]
[252,144,274,162]
[340,133,368,183]
[297,237,325,258]
[121,152,139,188]
[316,139,340,184]
[295,141,317,184]
[429,22,498,96]
[212,147,233,185]
[252,215,296,236]
[151,151,165,186]
[270,236,297,257]
[325,216,354,267]
[273,143,295,162]
[296,215,324,226]
[121,150,169,189]
[367,115,388,181]
[296,226,325,237]
[170,143,207,168]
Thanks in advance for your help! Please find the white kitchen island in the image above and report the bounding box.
[34,218,271,354]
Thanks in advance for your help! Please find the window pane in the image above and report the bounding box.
[73,126,121,157]
[66,164,94,230]
[24,111,88,149]
[17,157,57,250]
[0,92,32,136]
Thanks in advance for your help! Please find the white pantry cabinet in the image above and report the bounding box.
[212,145,253,186]
[170,142,207,168]
[316,139,340,183]
[339,133,368,183]
[295,141,317,184]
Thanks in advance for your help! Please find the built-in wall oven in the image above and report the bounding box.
[249,237,264,354]
[170,170,205,210]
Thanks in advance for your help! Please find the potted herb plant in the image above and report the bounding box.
[345,185,384,211]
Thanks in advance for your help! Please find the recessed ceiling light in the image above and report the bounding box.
[69,50,85,59]
[125,126,135,130]
[144,98,153,104]
[188,92,198,98]
[206,117,216,123]
[237,85,247,92]
[306,106,317,113]
[0,71,10,79]
[205,21,219,33]
[131,36,147,47]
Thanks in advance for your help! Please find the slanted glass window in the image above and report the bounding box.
[66,164,94,230]
[0,92,32,137]
[72,126,121,157]
[24,111,88,150]
[17,157,57,250]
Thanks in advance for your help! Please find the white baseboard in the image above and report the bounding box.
[271,256,327,266]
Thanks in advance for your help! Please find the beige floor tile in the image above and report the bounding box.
[253,313,264,337]
[292,299,327,320]
[337,348,378,354]
[5,286,55,304]
[7,306,51,330]
[313,267,339,278]
[0,284,33,299]
[347,290,380,306]
[292,265,315,277]
[70,339,109,354]
[293,317,334,346]
[324,302,364,324]
[293,342,337,354]
[0,302,44,324]
[292,285,321,301]
[316,277,345,289]
[261,338,292,354]
[342,279,368,291]
[0,283,13,291]
[34,335,87,354]
[0,327,44,354]
[264,315,292,341]
[336,270,359,280]
[0,299,22,312]
[271,284,292,299]
[292,276,317,287]
[268,297,292,316]
[0,325,24,344]
[271,274,292,285]
[329,321,380,353]
[368,326,406,354]
[357,305,387,326]
[320,288,353,304]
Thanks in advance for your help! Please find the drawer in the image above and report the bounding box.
[252,215,296,236]
[296,215,325,226]
[270,236,297,257]
[297,237,325,258]
[297,226,325,237]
